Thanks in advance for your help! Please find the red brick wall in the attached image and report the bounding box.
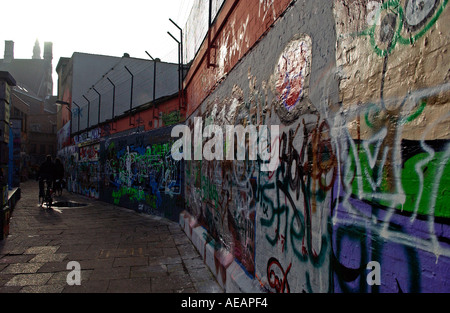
[184,0,293,116]
[100,96,181,136]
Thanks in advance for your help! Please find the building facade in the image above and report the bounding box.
[0,40,57,180]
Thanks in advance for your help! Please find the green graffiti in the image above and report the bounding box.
[146,193,157,208]
[162,111,181,126]
[201,174,219,208]
[400,100,427,125]
[347,145,450,218]
[359,0,448,56]
[112,186,146,205]
[401,150,450,218]
[365,100,427,128]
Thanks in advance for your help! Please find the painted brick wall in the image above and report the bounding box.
[184,0,293,117]
[181,0,450,293]
[100,96,181,137]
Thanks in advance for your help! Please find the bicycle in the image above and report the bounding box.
[39,179,54,209]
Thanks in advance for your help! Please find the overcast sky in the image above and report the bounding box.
[0,0,195,95]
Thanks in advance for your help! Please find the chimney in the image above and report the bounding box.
[32,39,41,59]
[4,40,14,63]
[44,42,53,61]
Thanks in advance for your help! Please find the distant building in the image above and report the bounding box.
[55,52,180,143]
[0,40,53,99]
[55,52,124,136]
[0,40,57,180]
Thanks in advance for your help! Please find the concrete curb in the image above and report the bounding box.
[179,210,262,293]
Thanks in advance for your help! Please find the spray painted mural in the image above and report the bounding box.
[77,144,100,198]
[332,0,450,293]
[58,145,78,194]
[100,127,183,221]
[183,0,449,292]
[58,143,100,198]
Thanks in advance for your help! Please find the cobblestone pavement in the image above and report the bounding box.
[0,180,223,293]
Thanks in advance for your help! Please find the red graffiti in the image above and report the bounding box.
[274,227,286,252]
[267,257,292,293]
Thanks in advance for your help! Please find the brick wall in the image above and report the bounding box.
[184,0,293,117]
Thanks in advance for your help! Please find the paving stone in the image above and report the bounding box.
[0,254,35,264]
[78,258,114,270]
[29,253,68,263]
[130,265,168,278]
[2,263,44,274]
[63,280,109,293]
[113,256,148,267]
[163,247,180,257]
[89,267,130,281]
[0,272,15,285]
[37,261,69,273]
[0,286,23,293]
[20,284,65,293]
[24,246,59,254]
[150,256,183,266]
[167,263,185,274]
[46,271,70,285]
[108,278,152,293]
[183,257,207,269]
[57,244,91,253]
[151,274,194,292]
[5,273,53,287]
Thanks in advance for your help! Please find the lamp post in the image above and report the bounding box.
[169,18,184,82]
[92,87,101,125]
[167,31,181,94]
[124,66,134,126]
[145,51,157,102]
[106,77,116,120]
[82,95,90,129]
[168,30,183,110]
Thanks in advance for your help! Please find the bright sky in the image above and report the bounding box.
[0,0,195,95]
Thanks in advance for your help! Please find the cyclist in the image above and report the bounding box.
[37,155,56,202]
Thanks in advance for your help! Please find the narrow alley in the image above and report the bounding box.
[0,180,223,293]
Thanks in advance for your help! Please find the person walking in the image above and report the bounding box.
[37,155,55,201]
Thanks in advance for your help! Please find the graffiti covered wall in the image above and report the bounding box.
[100,126,184,221]
[332,0,450,293]
[183,0,450,292]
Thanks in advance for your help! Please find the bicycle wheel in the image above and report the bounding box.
[45,193,52,209]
